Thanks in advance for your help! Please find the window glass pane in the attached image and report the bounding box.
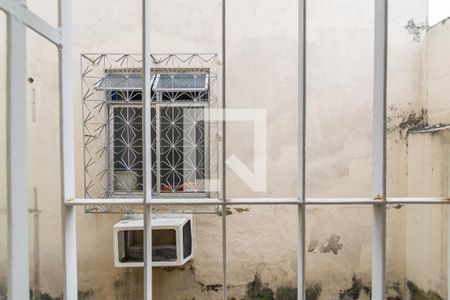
[153,211,223,299]
[227,205,299,299]
[108,90,207,195]
[112,107,144,192]
[304,0,374,198]
[110,90,143,102]
[386,0,429,197]
[161,91,207,102]
[387,204,448,299]
[305,205,372,298]
[159,107,206,193]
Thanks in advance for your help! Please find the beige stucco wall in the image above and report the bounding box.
[402,17,450,299]
[426,17,450,125]
[406,131,449,297]
[2,0,448,299]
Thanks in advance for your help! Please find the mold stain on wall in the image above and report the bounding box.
[231,273,322,300]
[387,105,429,139]
[28,289,94,300]
[406,280,443,300]
[338,275,370,300]
[404,19,427,42]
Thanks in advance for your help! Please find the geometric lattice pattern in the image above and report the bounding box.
[81,54,219,213]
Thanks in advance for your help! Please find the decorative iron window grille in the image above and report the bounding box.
[81,54,219,213]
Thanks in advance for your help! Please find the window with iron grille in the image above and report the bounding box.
[97,72,210,197]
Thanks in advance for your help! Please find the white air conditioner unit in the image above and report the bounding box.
[113,214,194,267]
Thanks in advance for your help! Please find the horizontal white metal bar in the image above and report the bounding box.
[227,198,300,205]
[149,198,223,205]
[0,0,62,46]
[306,197,450,205]
[306,197,379,205]
[81,52,218,56]
[386,197,450,204]
[67,198,144,205]
[65,197,450,206]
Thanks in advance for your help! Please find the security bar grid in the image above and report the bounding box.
[80,53,220,214]
[1,1,449,300]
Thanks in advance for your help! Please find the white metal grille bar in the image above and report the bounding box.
[65,197,450,206]
[0,0,62,46]
[297,0,306,297]
[372,0,388,298]
[58,0,78,298]
[221,0,227,299]
[142,0,153,298]
[6,10,29,300]
[448,166,450,300]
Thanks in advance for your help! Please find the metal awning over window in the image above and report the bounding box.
[96,73,152,90]
[153,73,209,92]
[96,73,208,92]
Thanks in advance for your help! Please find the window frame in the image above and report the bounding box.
[105,71,212,198]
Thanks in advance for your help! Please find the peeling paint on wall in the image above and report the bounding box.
[404,19,427,42]
[308,239,319,253]
[234,207,250,213]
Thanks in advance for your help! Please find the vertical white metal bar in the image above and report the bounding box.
[142,0,153,299]
[6,12,30,300]
[372,0,387,298]
[221,204,227,300]
[447,160,450,300]
[221,0,227,299]
[58,0,78,299]
[297,0,306,297]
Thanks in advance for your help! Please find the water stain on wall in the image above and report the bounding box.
[308,234,343,255]
[320,234,343,255]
